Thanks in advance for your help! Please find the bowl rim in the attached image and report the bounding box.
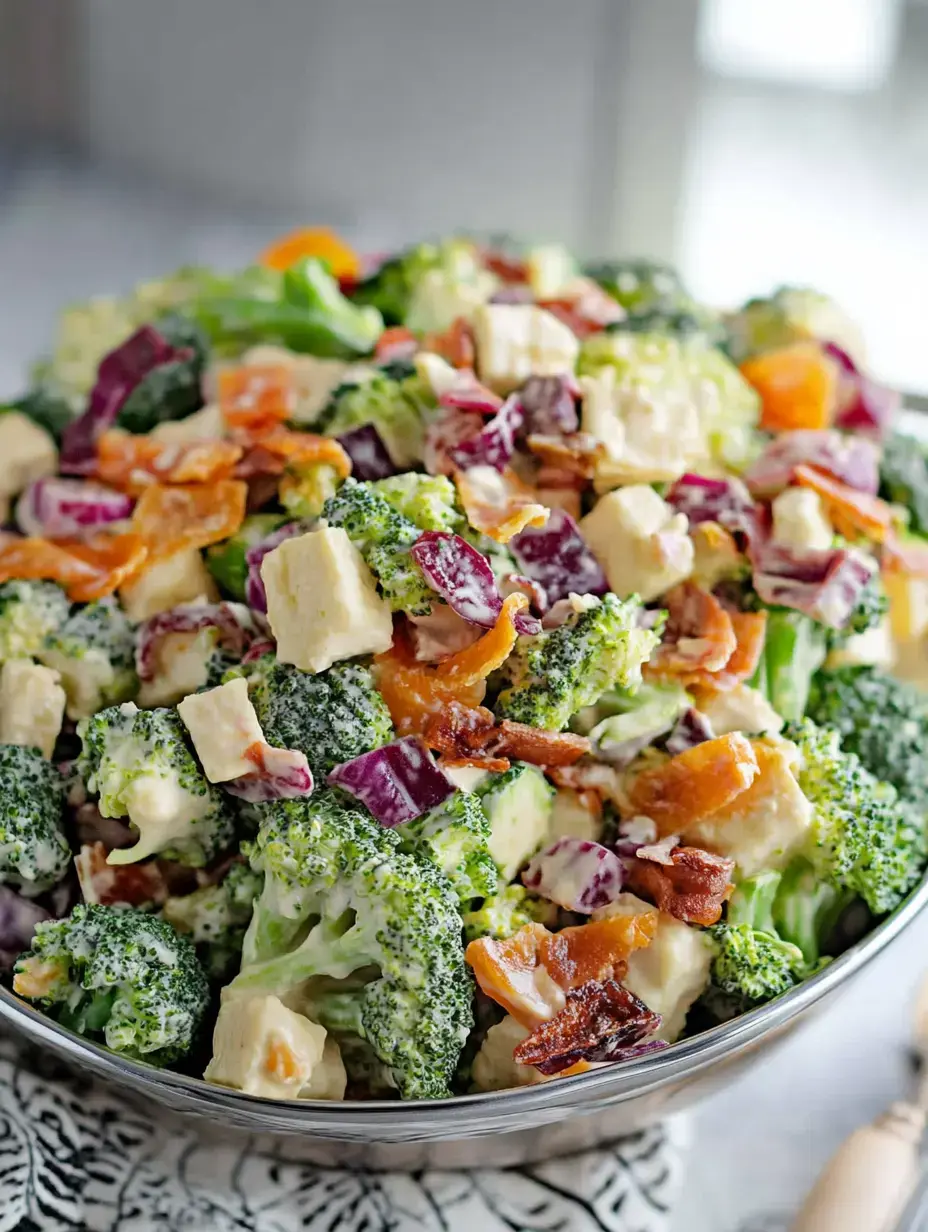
[3,873,927,1127]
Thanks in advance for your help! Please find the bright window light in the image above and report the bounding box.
[699,0,901,91]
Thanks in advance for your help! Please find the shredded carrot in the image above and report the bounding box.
[466,924,560,1029]
[794,463,894,543]
[740,342,838,432]
[258,226,360,279]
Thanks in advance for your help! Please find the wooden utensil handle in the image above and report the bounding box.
[790,1103,925,1232]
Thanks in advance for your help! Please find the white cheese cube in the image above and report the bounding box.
[414,352,460,400]
[178,677,265,783]
[262,527,394,673]
[472,304,580,394]
[771,487,833,551]
[406,267,497,335]
[472,1015,551,1092]
[597,895,713,1042]
[137,627,217,708]
[885,570,928,644]
[119,548,219,622]
[686,737,812,877]
[548,787,601,843]
[150,403,226,444]
[0,659,66,758]
[700,684,783,738]
[580,367,705,490]
[205,994,342,1100]
[299,1037,349,1101]
[0,412,57,498]
[579,485,694,602]
[443,764,490,794]
[525,243,576,299]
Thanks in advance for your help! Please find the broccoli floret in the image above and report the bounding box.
[372,473,463,532]
[585,258,687,315]
[206,513,289,600]
[495,593,660,732]
[397,790,499,905]
[771,857,855,966]
[317,372,430,467]
[13,903,209,1064]
[77,702,235,867]
[807,666,928,810]
[162,862,262,981]
[705,923,806,1018]
[0,581,69,663]
[114,313,208,435]
[38,597,137,720]
[751,609,827,724]
[248,658,394,780]
[787,718,927,915]
[234,793,473,1100]
[613,302,730,351]
[462,884,557,944]
[321,478,433,614]
[352,238,491,328]
[6,388,75,443]
[880,432,928,536]
[279,461,341,518]
[0,744,69,895]
[725,285,864,366]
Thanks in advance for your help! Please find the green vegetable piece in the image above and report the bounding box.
[372,472,462,532]
[0,744,69,894]
[879,432,928,536]
[318,372,431,468]
[38,597,138,720]
[772,857,854,966]
[462,883,557,944]
[205,513,290,600]
[0,580,70,664]
[475,762,554,882]
[115,313,208,434]
[397,790,499,905]
[161,862,262,981]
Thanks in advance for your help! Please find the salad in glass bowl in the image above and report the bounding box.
[0,228,926,1105]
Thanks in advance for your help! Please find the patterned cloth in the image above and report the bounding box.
[0,1034,688,1232]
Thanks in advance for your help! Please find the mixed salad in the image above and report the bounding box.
[1,229,927,1103]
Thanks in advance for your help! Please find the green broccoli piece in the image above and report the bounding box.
[0,744,69,895]
[787,718,927,916]
[321,477,433,614]
[352,238,492,328]
[705,923,806,1018]
[476,761,555,881]
[279,461,341,519]
[77,702,235,867]
[38,597,137,720]
[724,285,864,366]
[14,904,209,1064]
[161,862,262,981]
[807,666,928,810]
[372,473,463,532]
[613,302,730,351]
[495,593,660,732]
[751,609,827,724]
[234,793,473,1100]
[585,258,687,315]
[7,387,75,443]
[248,658,393,780]
[317,372,430,467]
[397,790,499,905]
[205,513,290,600]
[462,884,557,944]
[771,857,855,967]
[0,580,70,663]
[880,432,928,535]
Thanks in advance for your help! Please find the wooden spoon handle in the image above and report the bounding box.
[790,1103,925,1232]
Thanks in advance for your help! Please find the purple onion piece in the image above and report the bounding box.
[743,430,879,498]
[448,395,524,472]
[423,405,484,476]
[517,374,580,436]
[16,477,134,538]
[136,601,260,679]
[500,571,549,616]
[222,746,314,802]
[510,508,608,607]
[0,886,50,970]
[824,342,900,438]
[489,284,535,305]
[664,708,715,756]
[336,423,397,481]
[751,541,877,630]
[665,473,760,541]
[327,736,455,828]
[411,531,541,636]
[439,371,504,416]
[522,837,625,913]
[60,325,194,473]
[244,521,307,614]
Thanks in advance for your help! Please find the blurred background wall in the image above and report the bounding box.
[0,0,925,393]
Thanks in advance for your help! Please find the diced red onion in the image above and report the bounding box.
[423,405,484,476]
[664,708,715,756]
[60,325,194,473]
[665,473,759,540]
[517,374,580,436]
[449,395,524,472]
[335,423,397,481]
[136,601,261,680]
[439,370,504,416]
[744,430,879,498]
[245,521,307,613]
[407,607,482,662]
[824,342,900,438]
[510,508,608,606]
[16,477,134,538]
[222,745,314,802]
[522,837,625,913]
[751,541,877,629]
[411,531,541,636]
[241,638,276,666]
[0,886,50,969]
[327,736,455,827]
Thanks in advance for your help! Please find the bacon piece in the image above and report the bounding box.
[423,701,590,767]
[75,841,168,908]
[512,978,662,1075]
[423,317,476,369]
[626,732,759,836]
[646,583,737,678]
[217,363,296,435]
[685,609,767,693]
[0,532,148,602]
[624,845,735,926]
[131,480,247,560]
[793,463,894,544]
[96,431,242,493]
[374,326,419,364]
[454,465,549,544]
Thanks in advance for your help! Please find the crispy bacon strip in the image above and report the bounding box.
[217,363,296,435]
[626,732,759,836]
[131,480,247,560]
[645,583,737,679]
[512,979,662,1075]
[75,841,168,908]
[96,431,242,493]
[423,701,590,767]
[624,846,735,926]
[685,609,767,693]
[0,532,148,602]
[794,463,894,544]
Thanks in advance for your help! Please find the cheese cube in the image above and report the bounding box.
[443,764,490,794]
[472,1015,551,1092]
[686,737,812,877]
[414,353,460,400]
[771,487,832,551]
[579,485,694,602]
[262,527,393,673]
[177,677,265,783]
[0,412,57,498]
[0,659,66,758]
[137,627,218,708]
[525,243,576,299]
[826,618,896,671]
[119,547,219,622]
[548,787,601,843]
[885,569,928,643]
[598,895,713,1042]
[700,684,783,738]
[150,403,226,444]
[472,304,580,394]
[205,994,341,1100]
[299,1037,349,1101]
